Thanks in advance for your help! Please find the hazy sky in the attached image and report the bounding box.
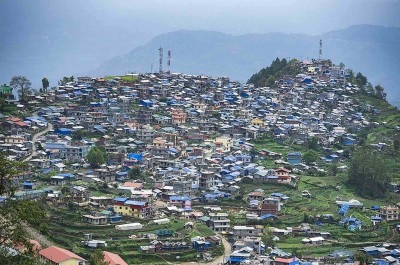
[1,0,400,38]
[0,0,399,88]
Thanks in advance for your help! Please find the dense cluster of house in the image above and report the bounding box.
[1,59,399,264]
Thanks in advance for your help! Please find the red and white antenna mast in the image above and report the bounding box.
[167,50,171,75]
[159,47,163,74]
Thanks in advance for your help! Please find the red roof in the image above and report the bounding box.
[39,246,85,263]
[122,182,144,189]
[275,257,300,263]
[275,168,290,172]
[103,251,128,265]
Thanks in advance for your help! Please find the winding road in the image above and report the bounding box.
[181,236,231,265]
[23,123,53,162]
[200,236,231,265]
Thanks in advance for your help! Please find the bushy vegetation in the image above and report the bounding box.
[86,146,107,167]
[348,147,390,198]
[247,58,299,87]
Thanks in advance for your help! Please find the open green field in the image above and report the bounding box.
[105,75,138,82]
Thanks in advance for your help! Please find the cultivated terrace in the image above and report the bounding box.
[1,58,400,264]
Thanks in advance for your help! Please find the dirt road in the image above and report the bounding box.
[23,123,53,162]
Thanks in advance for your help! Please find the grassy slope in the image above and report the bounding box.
[247,93,400,255]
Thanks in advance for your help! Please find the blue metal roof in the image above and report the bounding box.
[125,200,146,206]
[170,196,190,201]
[114,197,128,203]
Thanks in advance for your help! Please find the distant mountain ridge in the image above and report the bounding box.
[91,25,400,106]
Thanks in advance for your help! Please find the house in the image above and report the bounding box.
[274,257,300,265]
[81,214,108,225]
[50,176,66,186]
[169,196,191,209]
[199,170,215,191]
[39,246,86,265]
[113,197,153,219]
[103,251,128,265]
[234,236,263,254]
[260,197,281,215]
[228,246,254,264]
[232,225,264,240]
[379,206,400,221]
[209,212,231,232]
[0,84,14,99]
[287,152,302,165]
[248,191,264,201]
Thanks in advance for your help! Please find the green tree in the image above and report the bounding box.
[128,167,142,179]
[354,251,373,265]
[41,78,49,93]
[72,130,84,140]
[348,147,390,198]
[394,139,400,152]
[262,225,275,248]
[61,186,71,195]
[329,163,338,176]
[87,147,106,168]
[247,57,294,87]
[88,250,108,265]
[303,150,319,164]
[97,145,107,161]
[0,97,5,112]
[354,72,368,88]
[10,76,32,102]
[265,76,276,87]
[374,84,386,100]
[306,137,319,150]
[58,76,74,85]
[0,155,47,264]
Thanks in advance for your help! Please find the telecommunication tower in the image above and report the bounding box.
[167,50,171,75]
[159,47,163,74]
[319,39,323,60]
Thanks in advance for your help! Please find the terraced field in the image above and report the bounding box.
[46,206,217,264]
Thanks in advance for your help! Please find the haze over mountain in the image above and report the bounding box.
[91,25,400,106]
[1,0,400,104]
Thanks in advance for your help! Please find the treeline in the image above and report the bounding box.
[348,147,390,198]
[348,70,386,100]
[247,57,299,87]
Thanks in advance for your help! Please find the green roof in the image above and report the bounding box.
[155,229,174,235]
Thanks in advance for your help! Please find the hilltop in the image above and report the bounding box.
[90,24,400,106]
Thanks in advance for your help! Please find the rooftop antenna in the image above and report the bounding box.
[167,50,171,75]
[319,39,323,60]
[159,47,163,75]
[151,63,153,74]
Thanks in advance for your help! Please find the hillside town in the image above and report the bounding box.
[1,58,400,265]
